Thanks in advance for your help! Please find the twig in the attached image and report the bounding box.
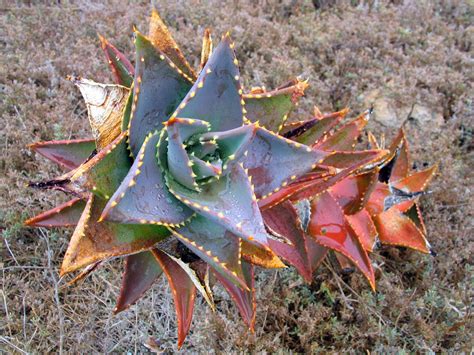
[1,289,12,336]
[40,228,64,354]
[0,336,29,354]
[22,293,27,341]
[134,308,139,354]
[324,260,355,310]
[3,236,20,266]
[14,105,27,131]
[0,266,49,271]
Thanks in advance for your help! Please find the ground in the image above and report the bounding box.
[1,0,473,353]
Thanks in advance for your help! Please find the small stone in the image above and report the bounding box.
[362,90,443,129]
[409,104,444,129]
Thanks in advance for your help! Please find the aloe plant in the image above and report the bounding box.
[26,9,434,348]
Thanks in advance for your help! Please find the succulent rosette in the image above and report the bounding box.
[26,9,435,348]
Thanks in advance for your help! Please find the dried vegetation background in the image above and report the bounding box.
[1,0,473,353]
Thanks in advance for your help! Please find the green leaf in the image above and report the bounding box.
[61,195,169,275]
[121,90,133,132]
[189,155,221,180]
[165,118,210,190]
[244,79,307,133]
[171,215,247,289]
[70,132,131,200]
[128,30,192,156]
[101,131,193,226]
[199,124,254,159]
[166,163,269,248]
[170,35,244,131]
[243,126,328,199]
[189,140,218,160]
[198,124,255,173]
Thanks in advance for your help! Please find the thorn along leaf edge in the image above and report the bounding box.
[25,8,436,349]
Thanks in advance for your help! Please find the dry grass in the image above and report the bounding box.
[1,0,473,352]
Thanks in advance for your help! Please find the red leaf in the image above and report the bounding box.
[374,208,430,253]
[98,35,134,87]
[25,197,86,227]
[329,169,379,215]
[152,249,197,349]
[322,149,388,170]
[393,165,437,192]
[365,182,390,217]
[264,202,313,283]
[308,192,375,290]
[315,110,370,151]
[213,262,256,331]
[114,250,163,313]
[30,139,95,170]
[389,128,410,182]
[345,209,378,252]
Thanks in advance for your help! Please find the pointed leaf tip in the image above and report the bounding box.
[244,126,328,199]
[244,79,308,133]
[148,8,196,81]
[200,28,213,69]
[213,261,256,330]
[114,251,163,313]
[374,208,430,254]
[96,37,134,87]
[30,139,96,170]
[128,31,192,156]
[25,197,86,228]
[152,249,197,348]
[171,36,243,131]
[316,110,370,151]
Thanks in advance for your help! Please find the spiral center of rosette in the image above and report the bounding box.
[159,117,254,192]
